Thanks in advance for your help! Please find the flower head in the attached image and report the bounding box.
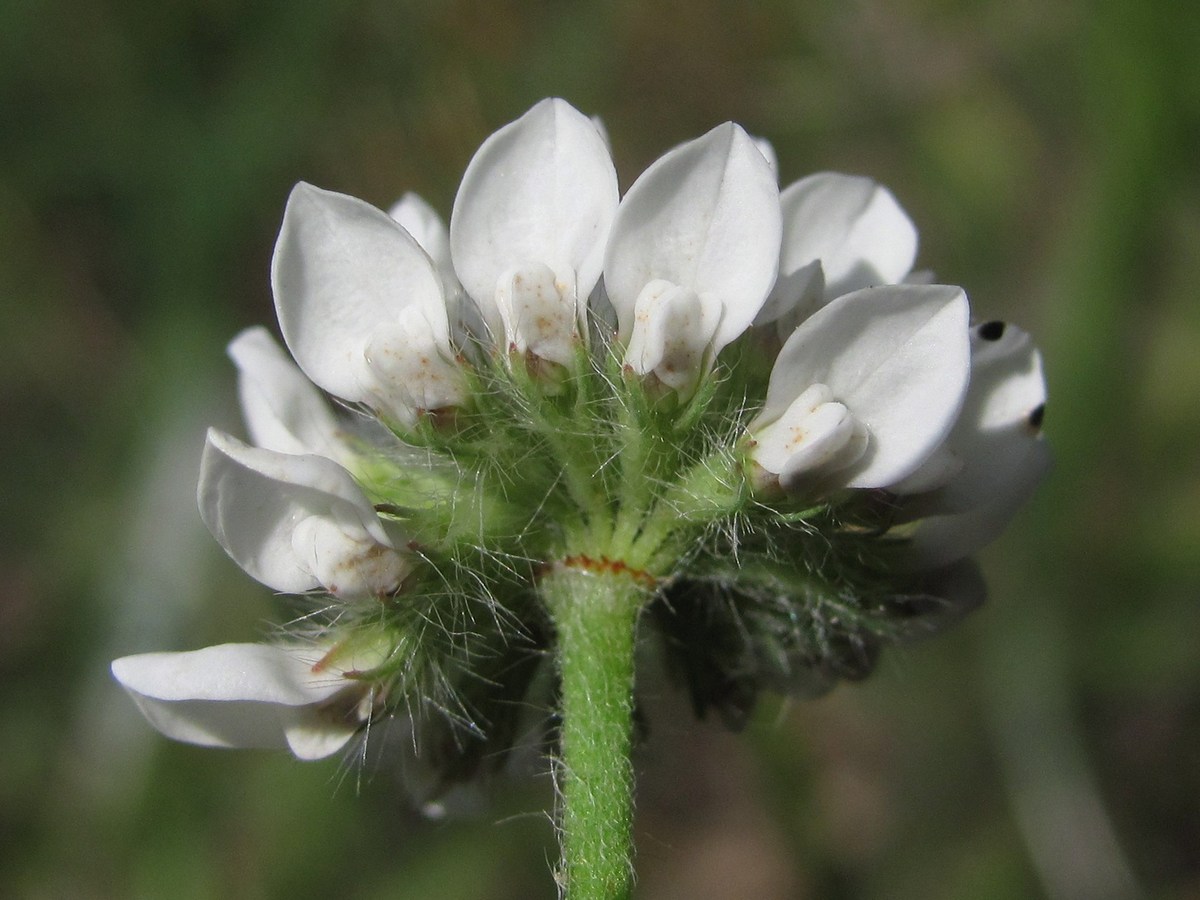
[114,99,1047,785]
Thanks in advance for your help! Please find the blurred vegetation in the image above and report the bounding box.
[2,0,1198,897]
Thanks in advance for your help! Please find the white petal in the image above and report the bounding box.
[198,429,408,596]
[388,192,465,324]
[290,512,411,600]
[623,280,723,392]
[495,264,581,366]
[759,172,917,325]
[907,439,1051,568]
[227,327,347,461]
[111,643,360,757]
[388,192,454,276]
[449,98,618,332]
[362,308,469,421]
[753,136,779,180]
[897,321,1047,507]
[751,383,867,482]
[272,182,453,413]
[762,260,825,339]
[590,114,612,152]
[604,122,782,353]
[754,284,970,489]
[888,444,963,495]
[284,719,361,760]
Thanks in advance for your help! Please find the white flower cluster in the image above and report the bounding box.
[112,99,1047,760]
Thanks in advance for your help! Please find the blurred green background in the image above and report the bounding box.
[2,0,1197,897]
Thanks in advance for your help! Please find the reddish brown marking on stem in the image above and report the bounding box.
[557,554,657,586]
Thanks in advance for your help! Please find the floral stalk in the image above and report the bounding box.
[542,562,648,900]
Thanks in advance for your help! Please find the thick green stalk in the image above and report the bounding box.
[541,562,648,900]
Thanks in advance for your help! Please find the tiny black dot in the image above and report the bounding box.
[1029,403,1045,429]
[978,320,1006,341]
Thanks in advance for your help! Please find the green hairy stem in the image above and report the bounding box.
[541,562,649,900]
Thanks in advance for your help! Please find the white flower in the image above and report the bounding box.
[228,326,353,465]
[757,172,918,336]
[111,642,380,760]
[272,182,466,425]
[603,122,781,394]
[749,284,971,489]
[450,97,619,366]
[198,428,411,598]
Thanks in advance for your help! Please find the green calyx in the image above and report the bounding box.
[358,334,754,578]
